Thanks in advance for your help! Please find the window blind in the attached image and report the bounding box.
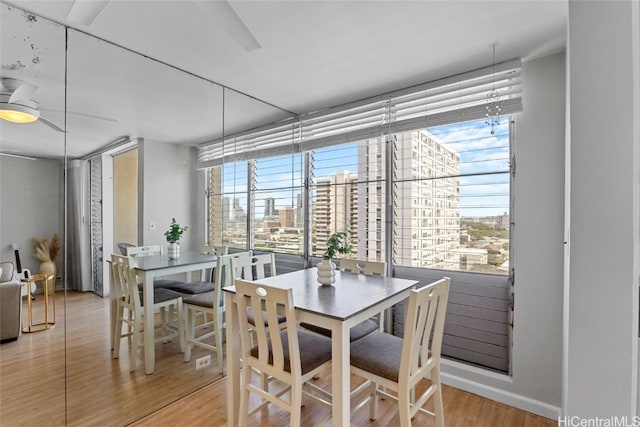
[198,58,522,171]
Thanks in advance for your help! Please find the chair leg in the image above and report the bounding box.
[432,369,445,427]
[130,315,141,372]
[185,308,194,362]
[214,317,224,374]
[239,365,252,427]
[177,301,185,353]
[397,385,412,427]
[112,306,124,359]
[290,383,302,427]
[369,381,378,420]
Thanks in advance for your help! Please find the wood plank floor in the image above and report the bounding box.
[134,367,557,427]
[0,291,221,426]
[1,291,556,426]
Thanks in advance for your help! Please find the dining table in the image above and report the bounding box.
[223,267,418,427]
[109,251,217,374]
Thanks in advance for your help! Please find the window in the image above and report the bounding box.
[253,153,304,254]
[392,118,511,274]
[208,161,248,250]
[200,60,520,373]
[310,139,386,260]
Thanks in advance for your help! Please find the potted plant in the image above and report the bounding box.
[317,230,352,285]
[164,218,188,259]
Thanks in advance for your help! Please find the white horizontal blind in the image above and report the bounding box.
[198,59,522,169]
[389,65,521,133]
[198,119,300,168]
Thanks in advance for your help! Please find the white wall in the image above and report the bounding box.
[441,52,566,418]
[565,0,639,418]
[0,156,64,275]
[138,139,200,251]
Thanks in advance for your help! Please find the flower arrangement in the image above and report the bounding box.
[32,233,60,263]
[164,218,188,243]
[323,230,353,260]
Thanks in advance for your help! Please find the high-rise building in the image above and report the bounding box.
[265,197,277,217]
[392,130,460,269]
[279,207,295,228]
[313,170,358,254]
[312,130,460,267]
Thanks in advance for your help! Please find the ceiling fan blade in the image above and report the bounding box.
[0,152,37,161]
[67,0,111,26]
[38,117,66,133]
[8,82,38,103]
[41,108,118,123]
[193,0,261,52]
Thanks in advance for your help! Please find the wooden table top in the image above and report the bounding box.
[129,252,216,271]
[224,267,418,321]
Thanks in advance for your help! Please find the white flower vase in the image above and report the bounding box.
[167,242,180,260]
[317,259,336,286]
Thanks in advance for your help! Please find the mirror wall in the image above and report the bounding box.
[0,2,293,425]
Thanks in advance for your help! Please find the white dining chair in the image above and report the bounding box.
[111,254,185,372]
[349,277,450,427]
[126,244,186,289]
[163,245,229,295]
[235,279,333,426]
[182,251,251,373]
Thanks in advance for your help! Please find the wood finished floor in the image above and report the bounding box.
[134,366,557,427]
[0,290,221,426]
[1,291,556,426]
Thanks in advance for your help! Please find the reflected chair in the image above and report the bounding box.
[126,244,185,331]
[349,277,450,427]
[182,251,251,373]
[164,245,229,295]
[230,253,287,333]
[111,254,185,372]
[235,279,333,426]
[126,244,185,289]
[301,259,386,342]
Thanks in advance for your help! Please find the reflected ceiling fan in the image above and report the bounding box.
[0,77,118,133]
[66,0,261,52]
[0,78,65,132]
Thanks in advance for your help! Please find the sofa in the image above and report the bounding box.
[0,261,22,342]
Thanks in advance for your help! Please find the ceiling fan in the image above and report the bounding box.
[0,77,119,133]
[66,0,261,52]
[0,78,65,133]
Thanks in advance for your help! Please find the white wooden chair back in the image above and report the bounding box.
[126,245,162,257]
[339,259,386,277]
[111,254,141,310]
[202,245,229,256]
[231,253,276,281]
[213,252,251,306]
[400,277,450,391]
[235,279,300,379]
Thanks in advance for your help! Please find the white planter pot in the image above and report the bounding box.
[167,242,180,259]
[317,259,336,285]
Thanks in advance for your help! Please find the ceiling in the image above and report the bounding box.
[0,0,567,159]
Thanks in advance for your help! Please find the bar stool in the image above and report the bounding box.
[21,273,55,333]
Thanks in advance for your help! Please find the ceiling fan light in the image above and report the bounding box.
[0,101,40,124]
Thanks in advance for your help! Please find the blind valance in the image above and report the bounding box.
[198,59,522,169]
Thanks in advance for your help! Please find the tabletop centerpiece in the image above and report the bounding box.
[164,218,187,260]
[317,230,352,285]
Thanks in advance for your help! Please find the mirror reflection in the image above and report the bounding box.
[0,3,66,425]
[1,3,293,425]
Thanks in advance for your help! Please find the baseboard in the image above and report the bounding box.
[440,359,561,420]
